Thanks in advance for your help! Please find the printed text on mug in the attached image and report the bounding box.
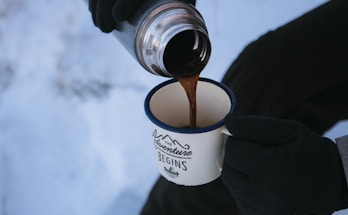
[153,129,192,178]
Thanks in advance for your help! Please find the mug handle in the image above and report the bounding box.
[221,126,232,136]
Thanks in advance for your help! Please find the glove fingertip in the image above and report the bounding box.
[113,0,143,22]
[112,2,125,21]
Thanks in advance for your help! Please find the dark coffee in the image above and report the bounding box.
[176,73,200,128]
[163,30,207,77]
[163,30,207,129]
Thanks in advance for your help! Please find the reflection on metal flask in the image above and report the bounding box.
[112,0,211,77]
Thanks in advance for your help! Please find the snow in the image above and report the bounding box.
[1,0,346,214]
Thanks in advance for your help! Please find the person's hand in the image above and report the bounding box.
[89,0,142,32]
[222,114,348,215]
[88,0,197,33]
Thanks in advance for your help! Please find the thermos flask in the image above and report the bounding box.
[90,0,212,77]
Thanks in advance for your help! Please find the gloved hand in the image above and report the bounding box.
[222,114,348,215]
[89,0,142,32]
[89,0,197,33]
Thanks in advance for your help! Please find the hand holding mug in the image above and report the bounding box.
[222,115,348,214]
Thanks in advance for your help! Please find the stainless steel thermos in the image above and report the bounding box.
[106,0,211,77]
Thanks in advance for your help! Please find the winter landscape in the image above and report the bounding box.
[1,0,347,214]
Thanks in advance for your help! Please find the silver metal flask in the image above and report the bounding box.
[111,0,211,77]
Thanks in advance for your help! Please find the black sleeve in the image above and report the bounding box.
[140,176,241,215]
[222,0,348,133]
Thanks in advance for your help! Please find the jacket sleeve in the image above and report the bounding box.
[336,135,348,187]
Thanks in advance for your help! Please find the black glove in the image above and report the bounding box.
[89,0,197,33]
[222,114,348,215]
[88,0,141,32]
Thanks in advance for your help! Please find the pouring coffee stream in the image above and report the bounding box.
[114,0,211,128]
[165,30,209,128]
[86,0,211,127]
[136,1,211,128]
[174,74,200,128]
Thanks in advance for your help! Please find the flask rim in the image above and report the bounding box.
[136,2,211,77]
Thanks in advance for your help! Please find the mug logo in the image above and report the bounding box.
[164,167,179,178]
[153,129,192,178]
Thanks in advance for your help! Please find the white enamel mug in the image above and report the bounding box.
[144,78,236,186]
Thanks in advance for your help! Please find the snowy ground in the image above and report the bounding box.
[1,0,347,214]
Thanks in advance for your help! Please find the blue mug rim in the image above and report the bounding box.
[144,77,236,134]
